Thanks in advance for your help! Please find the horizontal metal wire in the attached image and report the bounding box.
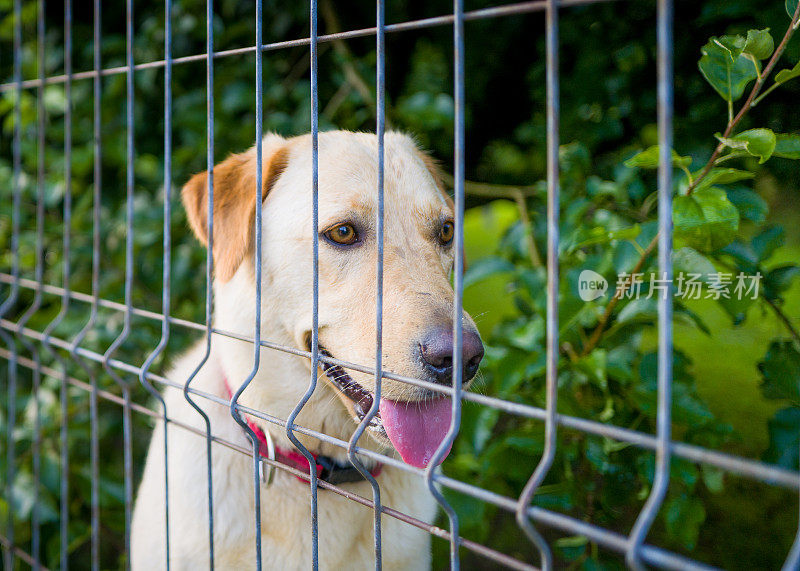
[1,276,797,491]
[0,320,783,570]
[0,0,619,93]
[8,326,714,571]
[3,1,796,567]
[1,317,794,568]
[0,345,709,571]
[0,347,531,571]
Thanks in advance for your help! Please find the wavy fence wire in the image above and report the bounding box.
[1,0,799,569]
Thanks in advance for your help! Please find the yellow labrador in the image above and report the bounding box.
[131,131,484,569]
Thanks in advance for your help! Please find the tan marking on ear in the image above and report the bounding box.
[181,143,290,282]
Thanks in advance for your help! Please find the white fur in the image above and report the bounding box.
[132,131,473,570]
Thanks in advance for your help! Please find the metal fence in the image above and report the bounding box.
[1,0,799,569]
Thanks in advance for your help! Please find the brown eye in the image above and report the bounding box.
[324,223,359,246]
[439,220,455,245]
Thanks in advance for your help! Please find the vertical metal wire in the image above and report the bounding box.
[61,3,75,563]
[66,3,103,568]
[0,0,22,316]
[90,7,102,567]
[32,6,46,566]
[13,4,49,565]
[785,534,800,569]
[345,0,385,567]
[60,7,74,562]
[229,0,265,567]
[424,0,466,567]
[0,0,23,567]
[101,0,135,565]
[514,1,559,569]
[284,0,321,566]
[138,0,173,565]
[38,1,74,565]
[625,1,673,568]
[181,0,216,565]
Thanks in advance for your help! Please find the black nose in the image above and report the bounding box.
[419,326,484,385]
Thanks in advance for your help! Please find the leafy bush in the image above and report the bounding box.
[444,4,800,567]
[0,0,799,569]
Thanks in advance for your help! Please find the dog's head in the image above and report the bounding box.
[182,131,483,468]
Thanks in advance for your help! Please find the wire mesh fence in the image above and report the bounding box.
[1,0,800,569]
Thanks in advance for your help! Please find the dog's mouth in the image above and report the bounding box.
[311,342,454,469]
[316,346,386,437]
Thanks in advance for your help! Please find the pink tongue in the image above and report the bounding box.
[378,398,453,468]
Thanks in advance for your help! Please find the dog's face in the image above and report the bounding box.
[182,131,483,468]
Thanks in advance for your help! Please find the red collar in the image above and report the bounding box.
[222,375,382,485]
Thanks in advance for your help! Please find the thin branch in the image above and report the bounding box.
[320,0,381,125]
[512,189,543,268]
[581,233,659,357]
[582,7,800,355]
[750,80,781,108]
[441,172,539,199]
[764,296,800,347]
[322,81,353,119]
[686,2,800,195]
[441,173,543,266]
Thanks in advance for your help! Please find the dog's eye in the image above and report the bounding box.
[324,223,359,246]
[438,220,455,245]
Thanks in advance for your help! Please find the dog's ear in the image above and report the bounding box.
[182,140,290,282]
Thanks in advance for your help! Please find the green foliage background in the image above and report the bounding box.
[1,0,799,568]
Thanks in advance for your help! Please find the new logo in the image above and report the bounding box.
[578,269,608,302]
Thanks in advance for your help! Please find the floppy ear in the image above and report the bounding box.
[182,140,290,282]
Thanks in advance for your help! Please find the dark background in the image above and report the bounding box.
[1,0,799,568]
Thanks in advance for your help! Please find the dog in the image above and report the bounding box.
[131,131,484,569]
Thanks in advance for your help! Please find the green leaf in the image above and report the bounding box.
[672,247,718,284]
[788,0,799,18]
[775,61,800,84]
[715,128,777,163]
[617,298,657,324]
[743,29,774,60]
[765,264,800,297]
[759,341,800,402]
[764,407,800,469]
[463,256,515,289]
[716,34,747,57]
[608,345,637,383]
[624,145,691,169]
[692,167,754,192]
[751,226,785,261]
[575,349,608,388]
[673,187,740,252]
[774,133,800,159]
[441,488,487,535]
[572,224,641,250]
[701,465,725,494]
[554,536,588,562]
[665,493,706,550]
[726,186,768,223]
[698,36,759,102]
[717,288,758,326]
[472,407,500,454]
[508,319,545,351]
[675,303,712,335]
[721,241,759,269]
